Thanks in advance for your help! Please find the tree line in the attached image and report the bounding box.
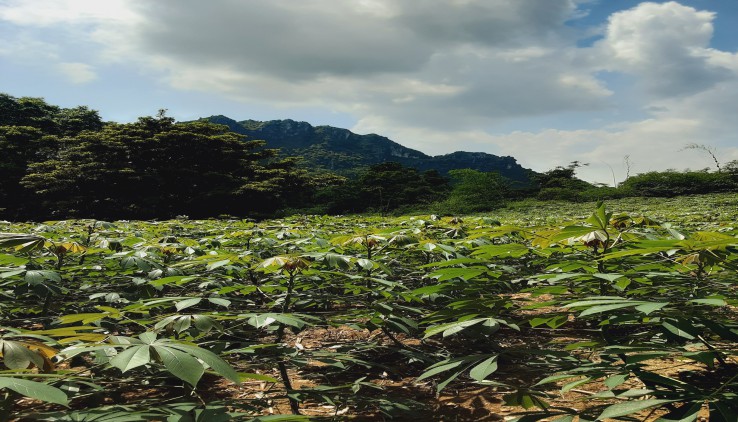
[1,93,737,220]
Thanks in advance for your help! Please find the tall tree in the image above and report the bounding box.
[20,116,312,219]
[442,169,510,213]
[0,126,59,218]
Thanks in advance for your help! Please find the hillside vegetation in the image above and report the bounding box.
[2,93,738,221]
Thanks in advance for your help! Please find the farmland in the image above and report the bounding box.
[1,193,737,421]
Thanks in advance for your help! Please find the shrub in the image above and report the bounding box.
[620,170,738,197]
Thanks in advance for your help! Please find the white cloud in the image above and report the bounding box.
[0,0,138,26]
[57,62,97,84]
[592,1,735,97]
[1,0,738,183]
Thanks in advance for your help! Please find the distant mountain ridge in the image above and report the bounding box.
[205,115,532,183]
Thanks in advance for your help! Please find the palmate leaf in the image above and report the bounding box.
[564,298,669,317]
[586,202,612,231]
[548,226,604,243]
[318,252,352,270]
[25,270,61,285]
[0,233,46,252]
[2,341,45,369]
[418,354,499,393]
[155,315,220,335]
[257,255,310,273]
[0,338,57,370]
[468,355,499,381]
[417,357,476,382]
[166,343,240,384]
[155,346,204,387]
[243,313,315,330]
[109,345,151,373]
[0,376,68,405]
[53,242,87,254]
[105,334,240,386]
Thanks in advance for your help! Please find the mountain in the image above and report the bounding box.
[205,115,532,183]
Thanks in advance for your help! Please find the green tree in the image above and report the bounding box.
[358,162,449,214]
[0,126,61,218]
[438,169,510,213]
[0,93,103,136]
[55,106,104,136]
[21,116,313,219]
[534,161,593,200]
[619,170,737,197]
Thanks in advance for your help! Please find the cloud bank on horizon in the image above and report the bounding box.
[1,0,737,184]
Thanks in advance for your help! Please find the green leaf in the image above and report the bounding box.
[579,303,636,317]
[0,376,68,405]
[175,297,202,311]
[662,319,698,340]
[424,318,488,338]
[417,357,475,382]
[208,297,231,308]
[634,302,668,315]
[534,374,579,386]
[192,315,217,332]
[110,346,151,372]
[246,313,312,330]
[150,276,196,287]
[173,316,192,333]
[561,377,591,393]
[429,267,486,282]
[683,351,716,368]
[503,390,547,410]
[592,273,624,282]
[564,341,600,351]
[155,346,205,386]
[598,399,676,419]
[550,226,603,242]
[239,373,279,383]
[689,298,726,306]
[709,402,738,422]
[436,367,467,394]
[25,270,61,284]
[206,259,231,271]
[0,269,26,278]
[657,402,702,422]
[471,243,529,258]
[167,343,240,384]
[468,355,498,381]
[603,374,628,389]
[322,253,352,270]
[2,341,45,369]
[0,233,45,250]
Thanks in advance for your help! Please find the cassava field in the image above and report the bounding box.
[1,194,737,421]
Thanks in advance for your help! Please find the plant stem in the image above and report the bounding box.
[278,361,300,414]
[276,269,300,414]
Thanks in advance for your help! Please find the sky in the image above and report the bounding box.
[1,0,737,185]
